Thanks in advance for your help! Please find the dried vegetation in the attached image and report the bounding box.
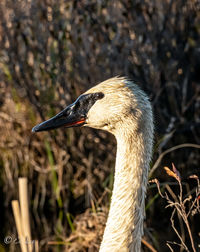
[0,0,200,251]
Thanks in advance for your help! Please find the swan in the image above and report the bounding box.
[32,77,154,252]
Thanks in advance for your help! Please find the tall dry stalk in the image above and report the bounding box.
[12,177,38,252]
[12,200,28,252]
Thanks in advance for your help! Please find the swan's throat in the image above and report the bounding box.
[100,131,151,252]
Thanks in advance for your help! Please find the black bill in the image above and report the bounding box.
[32,92,104,132]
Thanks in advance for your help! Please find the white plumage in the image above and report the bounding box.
[85,77,154,251]
[32,77,154,252]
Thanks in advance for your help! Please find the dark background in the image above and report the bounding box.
[0,0,200,251]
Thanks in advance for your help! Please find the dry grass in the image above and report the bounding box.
[150,164,200,251]
[0,0,200,251]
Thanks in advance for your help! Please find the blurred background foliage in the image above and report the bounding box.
[0,0,200,251]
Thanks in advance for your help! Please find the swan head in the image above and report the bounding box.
[32,77,150,135]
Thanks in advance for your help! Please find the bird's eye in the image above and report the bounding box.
[96,92,104,99]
